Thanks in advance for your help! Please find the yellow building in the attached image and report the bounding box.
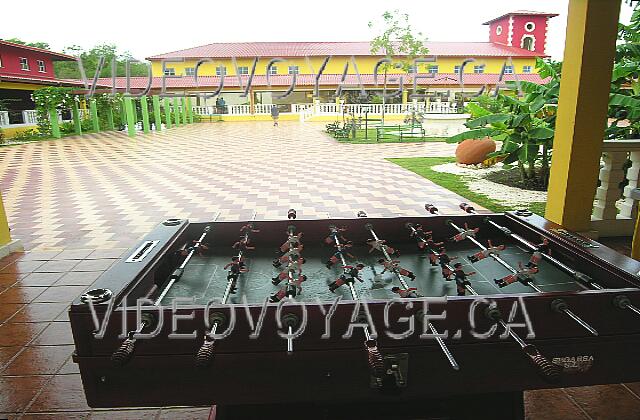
[102,11,556,108]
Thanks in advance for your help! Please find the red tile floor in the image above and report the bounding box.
[0,123,639,418]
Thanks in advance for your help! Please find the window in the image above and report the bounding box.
[37,60,46,72]
[185,67,196,76]
[216,66,227,76]
[428,65,439,74]
[164,68,176,76]
[288,65,299,75]
[524,22,536,32]
[454,65,461,74]
[406,65,417,74]
[523,65,532,74]
[268,66,278,75]
[473,65,485,74]
[238,66,249,75]
[503,65,514,75]
[496,25,503,36]
[522,36,535,51]
[20,57,29,71]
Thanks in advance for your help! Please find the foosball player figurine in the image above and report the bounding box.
[378,258,416,281]
[326,243,355,268]
[239,223,260,236]
[438,248,457,280]
[273,245,304,268]
[233,236,255,252]
[391,286,420,298]
[451,223,480,243]
[328,267,365,292]
[494,262,539,288]
[343,264,365,281]
[453,263,475,296]
[270,274,308,302]
[366,239,399,256]
[526,238,550,268]
[224,257,248,293]
[324,226,347,246]
[468,240,506,263]
[272,257,306,285]
[280,232,303,253]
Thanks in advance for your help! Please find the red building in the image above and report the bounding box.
[485,11,558,54]
[0,40,81,126]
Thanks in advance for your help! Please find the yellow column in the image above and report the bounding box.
[545,0,622,232]
[0,192,11,246]
[402,89,408,104]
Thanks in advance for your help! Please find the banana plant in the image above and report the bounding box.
[448,59,558,188]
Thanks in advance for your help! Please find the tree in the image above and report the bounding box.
[54,44,149,79]
[368,10,429,123]
[1,37,50,50]
[448,59,559,188]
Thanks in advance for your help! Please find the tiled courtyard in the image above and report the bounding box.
[0,122,639,419]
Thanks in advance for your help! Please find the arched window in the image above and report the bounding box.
[522,36,534,51]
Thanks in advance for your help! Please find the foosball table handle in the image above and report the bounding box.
[522,344,562,383]
[365,340,385,378]
[111,336,137,367]
[195,339,216,367]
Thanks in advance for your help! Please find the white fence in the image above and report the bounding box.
[0,111,8,127]
[22,110,38,125]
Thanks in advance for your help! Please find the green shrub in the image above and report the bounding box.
[11,129,40,142]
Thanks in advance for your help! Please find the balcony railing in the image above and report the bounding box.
[591,139,640,236]
[0,111,8,127]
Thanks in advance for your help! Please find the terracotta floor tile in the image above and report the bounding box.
[17,251,61,262]
[0,346,23,370]
[524,389,587,420]
[11,303,68,323]
[0,375,49,413]
[0,286,47,304]
[158,407,212,419]
[28,374,90,412]
[35,260,79,273]
[87,249,126,259]
[57,356,80,375]
[20,273,64,287]
[0,322,48,346]
[90,409,160,419]
[0,273,24,288]
[54,310,70,322]
[54,250,94,260]
[30,322,74,346]
[33,286,87,303]
[563,384,640,419]
[54,272,102,287]
[71,260,114,272]
[0,303,24,324]
[0,260,45,274]
[624,382,640,398]
[2,345,74,375]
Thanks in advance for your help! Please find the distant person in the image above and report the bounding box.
[219,97,226,113]
[271,104,280,126]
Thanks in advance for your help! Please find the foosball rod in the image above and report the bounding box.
[366,221,459,371]
[405,221,478,296]
[113,220,216,366]
[284,224,301,354]
[364,222,410,290]
[329,226,386,379]
[196,214,256,366]
[459,203,598,289]
[445,205,598,336]
[459,204,640,318]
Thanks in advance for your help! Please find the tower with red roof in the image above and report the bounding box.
[484,11,558,55]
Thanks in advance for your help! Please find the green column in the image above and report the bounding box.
[106,107,114,130]
[173,97,181,126]
[124,97,137,138]
[72,101,82,135]
[163,98,172,129]
[49,108,61,139]
[141,96,151,134]
[153,96,162,131]
[181,97,188,125]
[186,97,194,123]
[89,99,100,132]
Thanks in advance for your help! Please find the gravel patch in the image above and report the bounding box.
[432,162,547,207]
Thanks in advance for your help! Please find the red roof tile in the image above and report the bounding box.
[91,73,548,90]
[146,41,542,60]
[0,40,76,61]
[0,74,89,87]
[482,11,558,25]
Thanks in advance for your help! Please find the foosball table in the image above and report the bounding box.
[70,205,640,419]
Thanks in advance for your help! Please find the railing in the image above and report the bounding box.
[22,110,38,125]
[591,139,640,236]
[228,105,251,115]
[0,111,8,127]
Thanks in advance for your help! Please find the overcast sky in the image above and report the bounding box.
[1,1,634,61]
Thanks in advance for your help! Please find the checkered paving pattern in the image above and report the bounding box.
[0,122,472,252]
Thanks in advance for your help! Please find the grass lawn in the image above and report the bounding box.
[388,156,547,216]
[330,127,445,144]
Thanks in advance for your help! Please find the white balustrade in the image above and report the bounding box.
[228,105,251,115]
[22,110,38,125]
[0,111,8,127]
[591,139,640,236]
